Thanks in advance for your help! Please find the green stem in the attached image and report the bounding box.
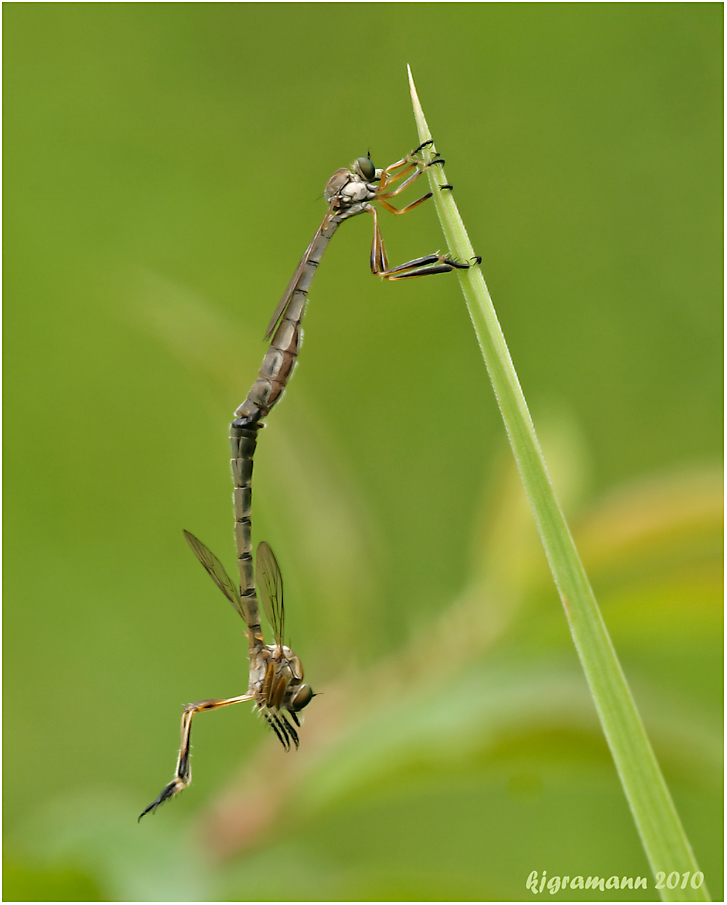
[407,66,709,902]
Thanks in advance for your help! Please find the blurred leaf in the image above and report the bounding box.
[2,858,103,902]
[10,790,212,901]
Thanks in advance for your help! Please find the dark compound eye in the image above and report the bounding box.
[290,684,314,711]
[356,156,376,181]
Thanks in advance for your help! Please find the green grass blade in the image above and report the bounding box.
[406,66,709,902]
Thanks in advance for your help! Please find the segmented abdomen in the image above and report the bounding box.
[229,419,265,651]
[234,292,304,423]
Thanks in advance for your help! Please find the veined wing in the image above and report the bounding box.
[263,209,334,341]
[183,530,246,622]
[256,541,285,648]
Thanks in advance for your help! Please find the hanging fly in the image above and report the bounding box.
[139,538,312,819]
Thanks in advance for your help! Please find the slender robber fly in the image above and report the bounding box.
[140,141,476,818]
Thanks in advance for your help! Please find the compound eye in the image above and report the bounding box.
[290,684,314,712]
[356,156,376,181]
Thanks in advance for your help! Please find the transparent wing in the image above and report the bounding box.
[183,530,246,622]
[263,209,334,340]
[263,228,319,340]
[256,541,285,647]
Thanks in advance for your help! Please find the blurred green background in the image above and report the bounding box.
[4,3,722,902]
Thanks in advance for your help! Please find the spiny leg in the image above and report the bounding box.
[377,157,438,198]
[257,667,295,751]
[278,710,300,748]
[260,707,290,750]
[376,157,446,215]
[379,255,474,279]
[377,139,437,191]
[138,692,253,820]
[370,205,389,273]
[377,191,435,217]
[381,138,434,171]
[260,706,299,750]
[368,206,478,280]
[377,157,445,203]
[374,160,479,275]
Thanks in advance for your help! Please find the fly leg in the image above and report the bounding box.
[368,206,479,280]
[377,139,439,192]
[139,692,254,820]
[376,142,446,215]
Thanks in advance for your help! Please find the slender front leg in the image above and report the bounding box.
[138,692,254,820]
[376,190,434,217]
[377,139,437,191]
[376,151,446,215]
[377,158,444,203]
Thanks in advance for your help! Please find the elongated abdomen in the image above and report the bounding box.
[229,419,265,651]
[234,298,303,422]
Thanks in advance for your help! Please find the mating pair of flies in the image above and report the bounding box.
[140,139,479,819]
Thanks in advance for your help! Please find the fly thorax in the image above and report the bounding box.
[326,169,375,212]
[262,644,303,682]
[248,651,269,689]
[284,649,304,681]
[342,180,374,205]
[324,168,353,203]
